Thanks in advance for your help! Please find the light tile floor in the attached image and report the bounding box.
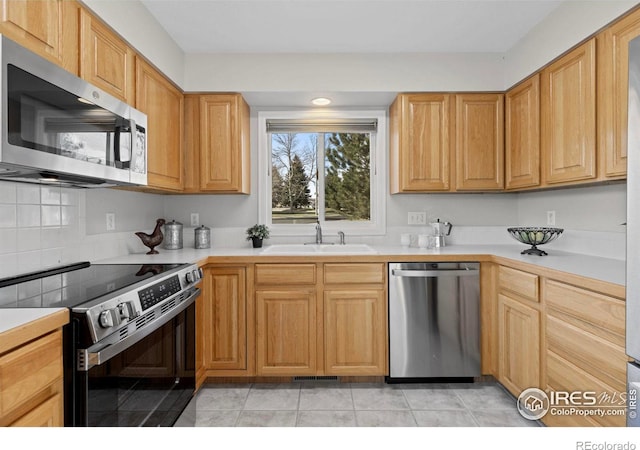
[174,381,542,427]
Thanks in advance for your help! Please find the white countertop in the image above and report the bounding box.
[95,243,626,287]
[1,243,624,347]
[0,308,67,335]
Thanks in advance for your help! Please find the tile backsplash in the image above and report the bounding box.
[0,181,160,279]
[0,182,81,277]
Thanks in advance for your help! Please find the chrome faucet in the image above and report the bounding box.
[338,231,345,245]
[315,220,323,244]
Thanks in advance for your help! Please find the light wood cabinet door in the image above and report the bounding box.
[0,329,63,426]
[0,0,78,74]
[9,392,62,427]
[498,294,540,397]
[455,93,504,190]
[199,94,250,193]
[255,289,316,375]
[79,7,135,103]
[389,93,452,192]
[324,289,386,375]
[597,8,640,179]
[202,267,247,372]
[541,39,596,184]
[135,57,184,192]
[505,74,541,189]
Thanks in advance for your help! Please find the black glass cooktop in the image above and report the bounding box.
[0,262,185,309]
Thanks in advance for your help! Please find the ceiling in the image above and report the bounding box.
[139,0,563,54]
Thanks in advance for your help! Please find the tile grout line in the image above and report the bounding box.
[235,383,254,426]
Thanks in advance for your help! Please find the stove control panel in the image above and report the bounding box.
[81,263,202,343]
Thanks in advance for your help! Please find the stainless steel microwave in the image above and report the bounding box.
[0,35,147,188]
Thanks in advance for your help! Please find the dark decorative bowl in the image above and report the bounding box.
[507,227,564,256]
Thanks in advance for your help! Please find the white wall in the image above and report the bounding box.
[504,1,638,88]
[183,52,505,93]
[517,183,627,232]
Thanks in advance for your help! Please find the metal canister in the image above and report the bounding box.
[194,225,211,249]
[164,220,183,249]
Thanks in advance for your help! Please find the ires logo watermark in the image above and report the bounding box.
[517,388,628,421]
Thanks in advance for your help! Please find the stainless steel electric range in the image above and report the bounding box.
[0,261,202,427]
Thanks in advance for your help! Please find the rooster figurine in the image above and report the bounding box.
[135,218,165,254]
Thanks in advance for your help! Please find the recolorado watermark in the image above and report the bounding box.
[517,387,627,421]
[575,443,636,450]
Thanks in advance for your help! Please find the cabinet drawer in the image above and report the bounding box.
[546,350,625,427]
[546,315,627,392]
[545,279,625,342]
[255,264,316,286]
[0,330,62,417]
[324,263,385,285]
[9,391,63,427]
[499,266,539,302]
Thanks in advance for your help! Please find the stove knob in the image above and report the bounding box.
[198,268,204,279]
[192,269,199,281]
[117,302,134,320]
[185,272,193,283]
[98,310,114,328]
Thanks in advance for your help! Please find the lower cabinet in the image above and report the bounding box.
[494,263,627,427]
[498,293,541,396]
[255,289,317,375]
[324,289,386,375]
[0,329,64,427]
[543,279,627,427]
[497,266,541,396]
[199,262,387,379]
[200,266,249,379]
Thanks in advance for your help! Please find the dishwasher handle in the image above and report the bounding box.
[391,268,479,277]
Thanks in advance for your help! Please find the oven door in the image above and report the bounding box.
[70,292,196,427]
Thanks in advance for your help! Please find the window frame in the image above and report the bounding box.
[258,109,386,237]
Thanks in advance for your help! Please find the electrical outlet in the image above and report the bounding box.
[547,210,556,226]
[106,213,116,231]
[190,213,200,227]
[408,212,427,225]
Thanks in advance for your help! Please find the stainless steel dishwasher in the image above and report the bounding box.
[388,262,480,380]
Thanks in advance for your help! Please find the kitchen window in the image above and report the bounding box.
[258,110,386,236]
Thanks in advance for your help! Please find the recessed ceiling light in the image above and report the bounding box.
[311,97,332,106]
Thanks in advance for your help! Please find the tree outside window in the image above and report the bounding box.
[270,131,371,225]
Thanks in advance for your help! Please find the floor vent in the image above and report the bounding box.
[293,376,339,382]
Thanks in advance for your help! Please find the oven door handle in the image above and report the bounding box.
[77,287,200,371]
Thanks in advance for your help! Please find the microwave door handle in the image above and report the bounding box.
[128,118,136,164]
[114,119,133,166]
[128,118,145,174]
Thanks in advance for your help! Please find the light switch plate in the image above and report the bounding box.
[106,213,115,231]
[408,212,427,225]
[547,210,556,226]
[190,213,200,227]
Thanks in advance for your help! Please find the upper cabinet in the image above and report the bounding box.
[505,74,541,190]
[455,93,504,191]
[79,7,135,103]
[184,94,251,194]
[597,7,640,179]
[135,57,184,192]
[0,0,78,74]
[389,92,503,193]
[541,39,597,185]
[389,93,452,192]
